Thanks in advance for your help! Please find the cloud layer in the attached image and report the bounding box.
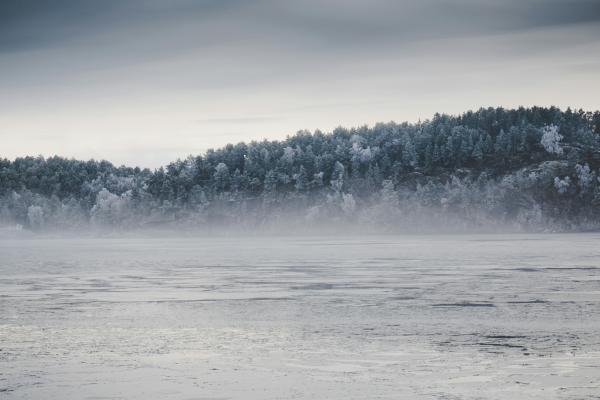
[1,0,599,167]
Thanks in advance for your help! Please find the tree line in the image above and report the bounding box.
[2,106,600,232]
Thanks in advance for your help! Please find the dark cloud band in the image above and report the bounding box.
[2,0,600,53]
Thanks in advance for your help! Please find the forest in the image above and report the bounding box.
[2,106,600,233]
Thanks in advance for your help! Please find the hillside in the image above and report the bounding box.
[2,106,600,232]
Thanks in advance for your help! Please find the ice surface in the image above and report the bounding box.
[1,234,599,399]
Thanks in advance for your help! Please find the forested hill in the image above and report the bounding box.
[2,106,600,233]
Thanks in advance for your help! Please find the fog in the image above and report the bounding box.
[0,206,583,240]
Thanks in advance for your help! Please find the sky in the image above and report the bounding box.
[1,0,600,168]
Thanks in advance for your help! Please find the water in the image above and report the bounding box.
[1,234,600,399]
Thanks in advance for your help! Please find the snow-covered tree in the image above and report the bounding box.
[541,125,563,155]
[330,161,345,193]
[27,205,44,229]
[575,164,594,192]
[213,163,230,191]
[554,176,570,194]
[294,166,308,192]
[281,146,295,164]
[90,188,130,226]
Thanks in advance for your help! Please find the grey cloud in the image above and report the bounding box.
[0,0,246,53]
[2,0,600,54]
[257,0,600,49]
[1,0,599,168]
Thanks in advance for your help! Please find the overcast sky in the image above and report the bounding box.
[1,0,600,167]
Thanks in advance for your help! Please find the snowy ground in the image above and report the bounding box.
[1,234,600,399]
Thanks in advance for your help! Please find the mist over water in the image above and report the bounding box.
[1,234,599,399]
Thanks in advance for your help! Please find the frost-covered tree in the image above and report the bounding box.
[472,139,484,160]
[27,205,44,229]
[264,170,278,193]
[554,176,571,195]
[294,166,308,192]
[401,133,417,167]
[281,146,295,164]
[213,163,230,191]
[575,164,594,192]
[495,129,512,156]
[90,188,130,226]
[541,125,563,155]
[330,161,345,193]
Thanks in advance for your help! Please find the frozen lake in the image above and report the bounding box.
[1,234,600,399]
